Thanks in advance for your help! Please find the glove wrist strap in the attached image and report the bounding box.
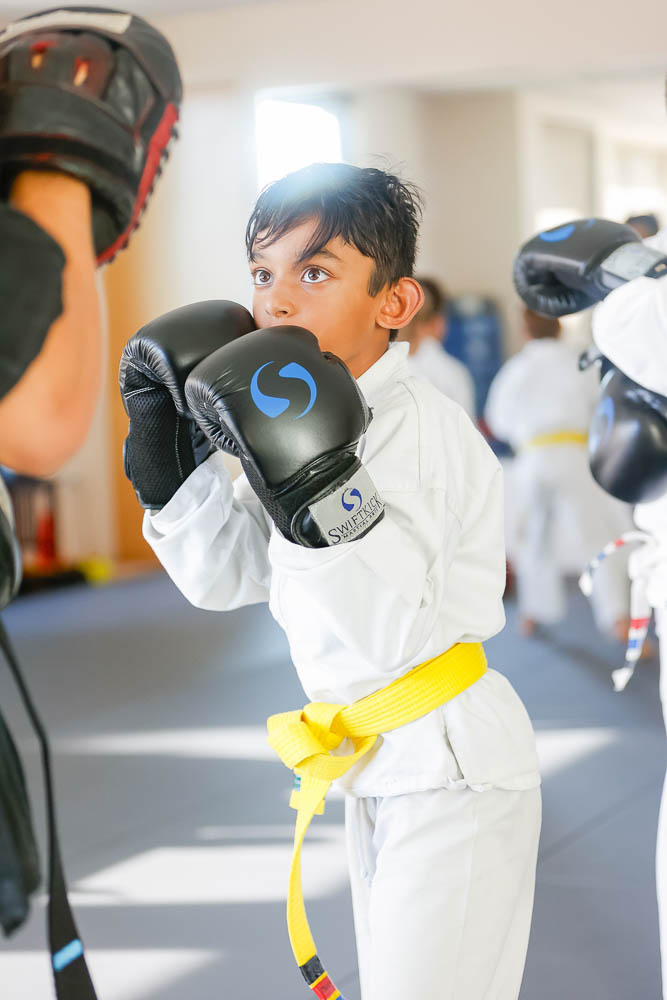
[292,460,384,547]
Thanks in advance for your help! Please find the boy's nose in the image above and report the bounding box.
[263,289,297,321]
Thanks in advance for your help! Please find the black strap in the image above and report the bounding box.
[0,617,99,999]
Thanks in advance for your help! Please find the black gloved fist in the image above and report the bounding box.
[513,218,667,317]
[185,326,385,547]
[119,300,255,509]
[588,364,667,505]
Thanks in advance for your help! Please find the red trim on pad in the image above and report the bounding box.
[96,100,178,265]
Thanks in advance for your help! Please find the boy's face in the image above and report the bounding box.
[249,217,423,378]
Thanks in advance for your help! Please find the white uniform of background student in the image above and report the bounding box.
[144,340,542,1000]
[485,308,632,637]
[592,227,667,997]
[399,276,476,418]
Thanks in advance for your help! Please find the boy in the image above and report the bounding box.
[398,275,476,417]
[485,306,633,640]
[123,163,541,1000]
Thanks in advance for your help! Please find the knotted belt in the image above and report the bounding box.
[522,430,588,450]
[266,641,487,999]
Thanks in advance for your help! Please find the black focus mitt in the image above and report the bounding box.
[0,7,182,264]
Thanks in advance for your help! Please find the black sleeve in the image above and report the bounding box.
[0,205,65,399]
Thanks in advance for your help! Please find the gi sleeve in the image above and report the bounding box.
[143,451,272,610]
[593,275,667,397]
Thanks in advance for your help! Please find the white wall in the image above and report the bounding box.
[137,87,259,313]
[533,121,595,228]
[603,143,667,220]
[517,88,667,235]
[419,93,523,342]
[344,88,429,191]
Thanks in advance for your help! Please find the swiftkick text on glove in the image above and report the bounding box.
[327,493,385,543]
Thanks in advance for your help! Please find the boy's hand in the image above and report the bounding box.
[119,300,256,510]
[0,7,182,265]
[514,218,667,317]
[184,326,385,547]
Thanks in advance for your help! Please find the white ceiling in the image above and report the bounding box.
[1,0,272,23]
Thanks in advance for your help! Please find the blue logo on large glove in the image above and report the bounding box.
[250,361,317,419]
[538,219,595,243]
[342,488,362,512]
[538,222,576,243]
[590,394,615,448]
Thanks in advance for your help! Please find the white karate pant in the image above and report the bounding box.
[508,445,632,632]
[345,784,542,1000]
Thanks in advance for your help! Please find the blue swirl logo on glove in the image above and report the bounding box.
[538,218,595,243]
[589,394,615,448]
[250,361,317,420]
[342,488,362,512]
[538,222,577,243]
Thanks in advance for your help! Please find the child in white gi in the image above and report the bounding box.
[398,275,476,417]
[592,235,667,996]
[139,164,541,1000]
[485,306,633,639]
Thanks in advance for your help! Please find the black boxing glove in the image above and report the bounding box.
[588,364,667,504]
[513,218,667,317]
[184,326,385,547]
[119,300,255,509]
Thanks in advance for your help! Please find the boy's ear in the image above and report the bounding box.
[377,277,424,331]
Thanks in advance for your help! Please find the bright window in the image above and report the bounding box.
[255,98,342,191]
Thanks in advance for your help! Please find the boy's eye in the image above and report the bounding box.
[252,268,272,286]
[302,266,328,284]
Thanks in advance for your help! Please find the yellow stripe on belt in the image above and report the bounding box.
[522,430,588,450]
[266,641,487,999]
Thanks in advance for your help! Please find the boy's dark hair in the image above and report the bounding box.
[246,162,423,298]
[523,306,561,340]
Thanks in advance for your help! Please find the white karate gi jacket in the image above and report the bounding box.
[592,228,667,1000]
[406,338,476,418]
[592,231,667,652]
[593,230,667,399]
[484,338,599,450]
[592,229,667,618]
[144,341,540,798]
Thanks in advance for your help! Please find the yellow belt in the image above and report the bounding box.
[522,430,588,451]
[266,641,487,999]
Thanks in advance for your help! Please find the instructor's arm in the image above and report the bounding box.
[0,170,102,477]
